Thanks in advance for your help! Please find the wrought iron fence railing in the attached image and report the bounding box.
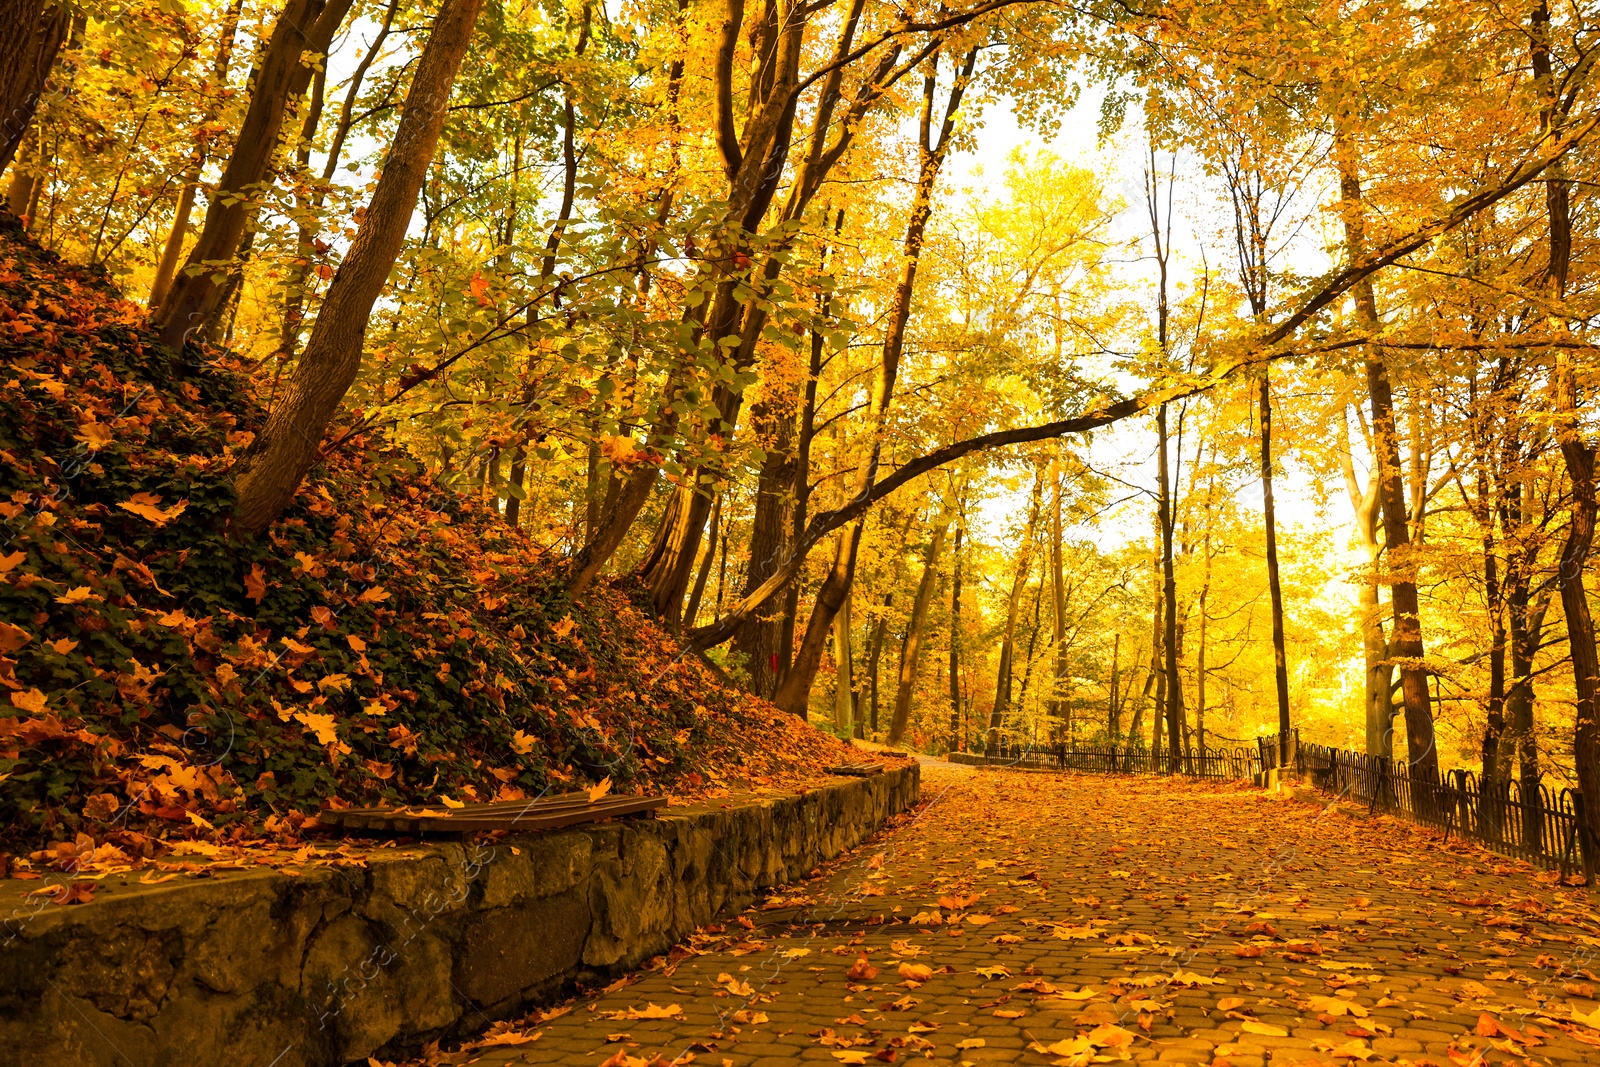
[1273,735,1596,885]
[961,731,1596,884]
[971,741,1263,782]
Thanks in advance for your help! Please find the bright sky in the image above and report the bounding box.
[945,84,1350,559]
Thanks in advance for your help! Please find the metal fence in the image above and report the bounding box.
[975,741,1263,782]
[1273,734,1596,885]
[966,731,1596,885]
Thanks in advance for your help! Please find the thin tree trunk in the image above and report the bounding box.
[1108,632,1121,742]
[1339,405,1393,757]
[153,0,354,352]
[148,0,245,311]
[1503,450,1546,816]
[768,54,973,712]
[1142,546,1167,756]
[1259,372,1293,765]
[231,0,482,535]
[865,593,892,736]
[625,3,875,618]
[948,523,963,752]
[1197,464,1212,757]
[271,58,329,353]
[987,471,1043,750]
[1533,0,1599,862]
[832,585,854,732]
[1049,453,1068,740]
[1157,402,1185,764]
[683,493,721,629]
[6,132,37,221]
[1335,128,1437,780]
[889,518,948,745]
[1016,575,1045,723]
[273,0,399,353]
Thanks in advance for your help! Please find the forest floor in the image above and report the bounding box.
[402,761,1600,1067]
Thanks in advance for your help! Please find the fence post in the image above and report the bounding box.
[1575,791,1598,886]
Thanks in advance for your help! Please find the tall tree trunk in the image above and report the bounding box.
[152,0,354,352]
[1259,372,1293,766]
[0,1,68,176]
[948,523,963,751]
[889,518,949,745]
[1476,459,1510,791]
[231,0,482,536]
[148,0,246,311]
[626,4,861,617]
[1108,633,1122,742]
[987,471,1043,750]
[832,586,854,732]
[1339,404,1394,757]
[1533,0,1599,865]
[767,52,973,712]
[1144,549,1166,755]
[1334,129,1437,780]
[1049,453,1068,740]
[1016,576,1045,728]
[1508,575,1548,844]
[1157,403,1186,763]
[732,404,797,692]
[683,493,721,629]
[733,214,835,694]
[1196,489,1211,757]
[1502,451,1547,817]
[865,593,892,736]
[6,126,45,225]
[273,0,400,353]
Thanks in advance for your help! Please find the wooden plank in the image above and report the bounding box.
[320,792,667,836]
[826,763,884,777]
[334,794,610,818]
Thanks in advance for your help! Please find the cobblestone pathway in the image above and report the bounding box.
[439,763,1600,1067]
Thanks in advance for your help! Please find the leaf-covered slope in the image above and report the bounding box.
[0,215,857,853]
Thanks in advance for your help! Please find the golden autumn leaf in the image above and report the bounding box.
[317,673,352,693]
[1241,1021,1289,1037]
[588,775,612,803]
[74,421,114,449]
[118,493,188,525]
[244,564,267,604]
[1307,995,1367,1018]
[0,550,27,574]
[1053,986,1100,1000]
[11,688,48,714]
[292,709,339,746]
[603,1003,681,1021]
[0,621,31,653]
[846,955,878,981]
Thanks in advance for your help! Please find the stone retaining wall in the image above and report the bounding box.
[0,764,918,1066]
